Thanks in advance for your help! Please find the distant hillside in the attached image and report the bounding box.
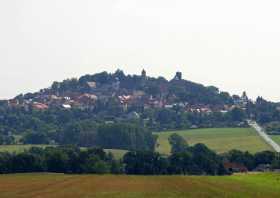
[16,69,236,108]
[1,69,280,148]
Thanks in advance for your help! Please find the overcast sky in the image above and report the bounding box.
[0,0,280,101]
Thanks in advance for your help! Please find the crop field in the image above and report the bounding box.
[0,173,280,198]
[155,128,272,154]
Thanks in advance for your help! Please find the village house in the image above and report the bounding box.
[77,94,98,103]
[200,107,212,114]
[8,99,19,107]
[254,164,271,172]
[185,104,213,114]
[133,90,145,98]
[118,95,132,104]
[49,95,62,100]
[220,110,228,114]
[32,102,49,110]
[223,162,248,173]
[87,81,97,89]
[62,104,71,109]
[164,104,173,109]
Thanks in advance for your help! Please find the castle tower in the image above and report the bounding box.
[141,69,147,79]
[174,71,182,80]
[242,91,248,100]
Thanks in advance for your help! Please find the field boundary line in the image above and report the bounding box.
[247,120,280,153]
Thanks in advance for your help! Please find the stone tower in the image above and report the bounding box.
[141,69,147,79]
[174,71,182,80]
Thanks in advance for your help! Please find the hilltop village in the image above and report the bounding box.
[5,70,249,115]
[1,70,280,147]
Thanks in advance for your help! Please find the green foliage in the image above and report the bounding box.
[254,151,275,165]
[0,144,278,175]
[123,151,169,175]
[0,146,119,174]
[156,128,272,155]
[0,134,15,145]
[123,143,227,175]
[265,121,280,133]
[168,133,188,154]
[168,151,193,174]
[2,70,280,155]
[271,158,280,169]
[189,143,226,175]
[82,156,110,174]
[97,123,157,151]
[247,97,280,124]
[229,108,246,122]
[225,150,255,170]
[22,131,49,144]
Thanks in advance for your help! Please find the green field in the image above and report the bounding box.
[155,128,272,154]
[0,145,126,159]
[0,173,280,198]
[0,128,272,156]
[104,149,128,159]
[270,135,280,145]
[0,144,50,153]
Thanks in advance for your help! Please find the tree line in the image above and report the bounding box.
[1,135,280,175]
[0,103,247,148]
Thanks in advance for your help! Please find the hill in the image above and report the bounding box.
[1,70,280,151]
[18,69,235,107]
[156,128,272,154]
[1,173,280,198]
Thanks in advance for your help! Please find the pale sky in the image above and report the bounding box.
[0,0,280,101]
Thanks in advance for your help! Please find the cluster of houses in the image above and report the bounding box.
[6,90,249,115]
[7,92,99,111]
[223,161,280,173]
[6,92,246,116]
[3,70,252,114]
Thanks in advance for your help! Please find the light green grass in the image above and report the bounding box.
[155,128,272,154]
[270,135,280,145]
[12,135,22,144]
[0,144,50,153]
[0,173,280,198]
[0,145,126,160]
[1,128,271,157]
[105,149,128,160]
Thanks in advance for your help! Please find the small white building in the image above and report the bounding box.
[62,104,71,109]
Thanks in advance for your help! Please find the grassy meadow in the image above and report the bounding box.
[0,128,272,156]
[155,128,272,154]
[104,149,128,160]
[270,135,280,145]
[0,144,50,153]
[0,144,126,160]
[1,173,280,198]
